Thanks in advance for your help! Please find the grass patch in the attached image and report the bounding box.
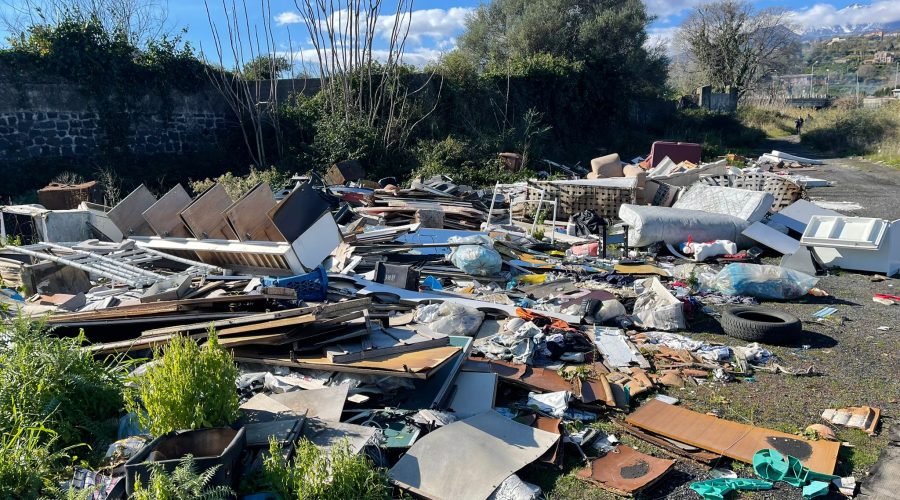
[836,428,886,476]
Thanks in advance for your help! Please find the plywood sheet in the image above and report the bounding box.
[292,346,461,377]
[576,444,675,495]
[142,184,193,237]
[626,400,840,474]
[180,183,237,240]
[107,184,156,236]
[224,182,285,242]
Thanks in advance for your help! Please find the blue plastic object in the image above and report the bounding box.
[261,266,329,301]
[422,275,443,290]
[690,478,773,500]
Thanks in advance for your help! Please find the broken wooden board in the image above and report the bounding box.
[236,345,461,379]
[575,445,675,495]
[180,183,238,240]
[267,182,330,242]
[107,184,157,237]
[224,182,285,242]
[389,410,559,500]
[142,184,193,237]
[626,400,840,474]
[325,327,449,363]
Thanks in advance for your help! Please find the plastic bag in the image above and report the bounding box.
[416,301,485,336]
[448,235,503,276]
[703,263,818,300]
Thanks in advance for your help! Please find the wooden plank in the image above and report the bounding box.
[292,346,460,375]
[625,400,840,474]
[107,184,157,237]
[224,182,285,242]
[180,183,238,240]
[216,314,317,336]
[48,294,267,323]
[142,184,194,237]
[233,349,458,380]
[140,298,371,337]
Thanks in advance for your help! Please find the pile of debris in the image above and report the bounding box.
[0,143,894,499]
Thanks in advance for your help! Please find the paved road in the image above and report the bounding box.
[756,136,900,221]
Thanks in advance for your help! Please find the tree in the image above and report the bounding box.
[242,54,292,80]
[457,0,666,95]
[0,0,169,46]
[676,0,799,96]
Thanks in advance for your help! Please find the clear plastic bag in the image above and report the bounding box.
[702,263,818,300]
[448,235,503,276]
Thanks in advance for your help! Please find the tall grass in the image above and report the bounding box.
[802,102,900,167]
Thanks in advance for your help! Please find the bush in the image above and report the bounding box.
[132,455,233,500]
[802,103,900,160]
[258,438,391,500]
[0,316,127,455]
[125,331,239,436]
[190,166,293,199]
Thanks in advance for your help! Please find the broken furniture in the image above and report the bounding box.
[527,178,637,220]
[800,216,899,276]
[700,172,804,213]
[647,141,701,168]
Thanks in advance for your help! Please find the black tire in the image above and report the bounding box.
[720,306,802,344]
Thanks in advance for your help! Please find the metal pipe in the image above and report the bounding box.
[44,242,164,280]
[3,245,144,287]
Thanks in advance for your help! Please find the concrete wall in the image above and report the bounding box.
[697,85,738,113]
[0,81,232,162]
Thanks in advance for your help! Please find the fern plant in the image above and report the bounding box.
[132,455,233,500]
[125,329,239,436]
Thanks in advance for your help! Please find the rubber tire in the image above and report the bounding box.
[720,306,802,344]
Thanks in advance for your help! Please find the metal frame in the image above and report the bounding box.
[486,182,559,243]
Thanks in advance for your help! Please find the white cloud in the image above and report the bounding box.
[643,0,711,22]
[282,44,446,69]
[274,7,472,47]
[788,1,900,31]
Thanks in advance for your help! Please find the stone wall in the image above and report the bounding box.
[0,81,232,162]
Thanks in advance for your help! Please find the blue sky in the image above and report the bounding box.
[6,1,900,67]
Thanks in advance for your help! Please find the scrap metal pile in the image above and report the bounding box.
[0,143,895,499]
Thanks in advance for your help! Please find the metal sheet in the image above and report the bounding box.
[389,410,559,500]
[302,417,377,456]
[270,385,349,422]
[742,222,801,255]
[447,372,496,418]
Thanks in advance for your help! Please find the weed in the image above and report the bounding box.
[0,412,74,498]
[0,315,127,457]
[125,329,239,436]
[259,437,391,500]
[132,454,233,500]
[190,166,292,200]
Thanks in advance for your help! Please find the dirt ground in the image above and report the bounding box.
[521,138,900,499]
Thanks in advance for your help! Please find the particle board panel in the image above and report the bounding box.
[267,182,331,242]
[142,184,193,237]
[107,184,157,237]
[216,314,317,336]
[180,183,238,240]
[248,345,462,379]
[625,400,840,474]
[225,183,285,242]
[575,444,675,495]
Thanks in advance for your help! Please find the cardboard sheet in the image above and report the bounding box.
[626,400,840,474]
[389,410,559,500]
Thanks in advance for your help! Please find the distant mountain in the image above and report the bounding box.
[795,3,900,40]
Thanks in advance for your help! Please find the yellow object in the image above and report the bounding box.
[518,274,548,284]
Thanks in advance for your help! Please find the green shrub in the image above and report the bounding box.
[125,331,239,436]
[802,103,900,160]
[258,438,391,500]
[0,315,127,455]
[132,455,233,500]
[190,166,293,199]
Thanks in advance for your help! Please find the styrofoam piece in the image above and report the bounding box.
[769,150,824,165]
[801,216,887,249]
[769,200,840,233]
[742,222,801,255]
[790,175,833,187]
[672,184,773,222]
[780,247,817,276]
[801,217,899,275]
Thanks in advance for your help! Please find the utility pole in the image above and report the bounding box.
[856,70,860,104]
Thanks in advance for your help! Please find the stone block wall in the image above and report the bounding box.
[0,81,232,162]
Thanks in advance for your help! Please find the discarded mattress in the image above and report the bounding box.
[389,410,559,500]
[618,204,752,247]
[672,184,773,222]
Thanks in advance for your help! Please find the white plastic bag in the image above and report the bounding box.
[632,278,686,331]
[416,301,485,336]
